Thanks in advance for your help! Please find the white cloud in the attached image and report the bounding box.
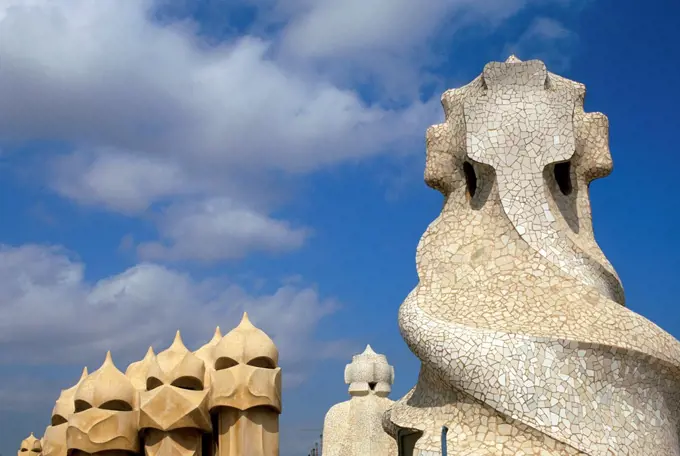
[51,149,197,214]
[0,0,432,172]
[50,148,309,261]
[0,0,439,260]
[0,244,347,377]
[259,0,575,98]
[275,0,528,60]
[0,1,582,262]
[138,197,308,262]
[505,17,579,71]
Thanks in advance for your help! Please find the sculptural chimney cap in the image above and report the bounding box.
[20,432,41,451]
[351,344,388,364]
[239,312,255,328]
[22,432,37,443]
[362,344,377,355]
[125,345,156,389]
[505,54,522,63]
[345,344,395,396]
[214,311,279,365]
[195,327,222,355]
[78,366,89,381]
[65,366,89,391]
[97,351,118,374]
[75,350,136,409]
[152,328,205,383]
[170,330,187,350]
[194,326,224,373]
[51,365,89,421]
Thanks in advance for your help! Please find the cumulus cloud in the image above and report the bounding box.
[276,0,528,59]
[505,17,579,72]
[0,0,432,171]
[51,149,197,214]
[0,0,440,260]
[0,244,347,377]
[0,0,580,262]
[138,197,308,262]
[256,0,577,98]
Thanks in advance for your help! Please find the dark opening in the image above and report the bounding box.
[554,161,572,195]
[20,449,27,453]
[171,376,203,391]
[74,400,92,413]
[201,431,214,456]
[100,400,133,412]
[247,357,276,369]
[211,413,219,447]
[215,357,238,370]
[146,377,163,391]
[368,382,377,391]
[51,414,68,426]
[397,430,423,456]
[463,162,477,198]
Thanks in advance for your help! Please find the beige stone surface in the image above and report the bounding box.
[126,347,156,391]
[384,56,680,455]
[323,345,397,456]
[195,326,223,389]
[212,313,282,456]
[18,433,42,456]
[67,352,140,454]
[34,313,281,456]
[140,331,211,456]
[42,367,88,456]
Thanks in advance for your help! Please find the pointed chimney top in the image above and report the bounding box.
[362,344,377,355]
[168,330,190,352]
[239,312,255,329]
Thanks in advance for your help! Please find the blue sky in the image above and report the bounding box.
[0,0,679,455]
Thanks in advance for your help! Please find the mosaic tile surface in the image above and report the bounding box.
[323,345,398,456]
[384,56,680,456]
